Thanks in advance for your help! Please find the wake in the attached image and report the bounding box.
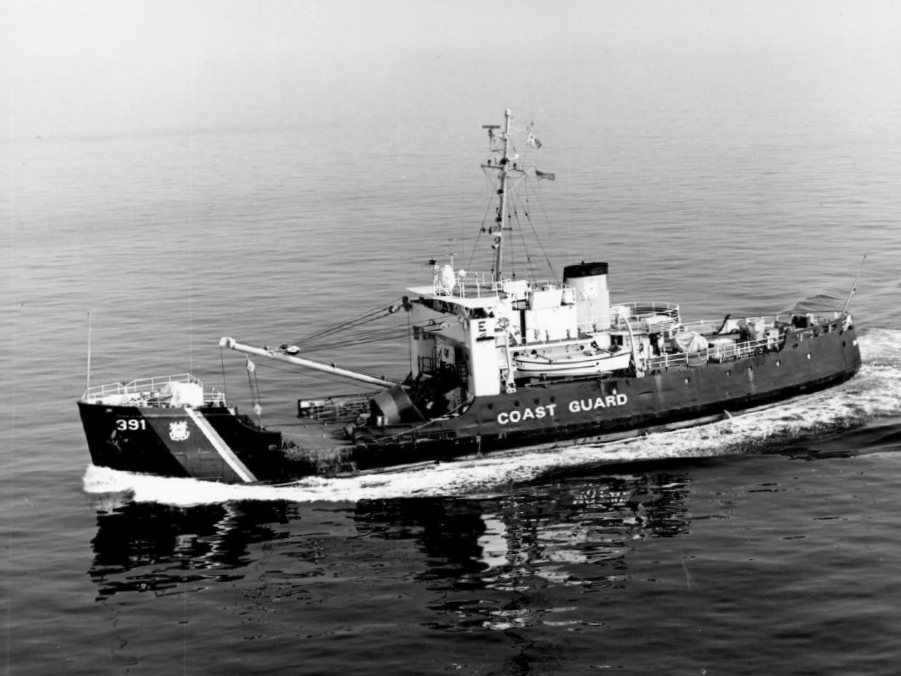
[83,328,901,505]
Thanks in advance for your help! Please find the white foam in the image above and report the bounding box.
[82,329,901,505]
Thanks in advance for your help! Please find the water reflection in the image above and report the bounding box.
[354,465,693,631]
[88,498,291,600]
[87,464,694,638]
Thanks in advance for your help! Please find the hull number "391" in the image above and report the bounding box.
[116,419,146,431]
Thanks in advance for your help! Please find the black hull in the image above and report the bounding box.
[78,403,285,483]
[79,326,861,484]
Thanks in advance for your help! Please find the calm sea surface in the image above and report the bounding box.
[3,51,901,674]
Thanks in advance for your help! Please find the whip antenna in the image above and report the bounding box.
[840,254,867,314]
[85,309,94,396]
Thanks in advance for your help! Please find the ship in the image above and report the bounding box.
[78,109,862,484]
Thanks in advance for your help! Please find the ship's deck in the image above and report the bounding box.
[273,417,356,450]
[235,396,359,452]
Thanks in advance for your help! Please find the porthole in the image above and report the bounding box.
[806,354,811,360]
[684,377,691,384]
[776,360,781,367]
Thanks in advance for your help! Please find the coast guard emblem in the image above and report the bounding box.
[169,421,190,441]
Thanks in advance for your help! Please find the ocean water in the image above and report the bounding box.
[3,48,901,675]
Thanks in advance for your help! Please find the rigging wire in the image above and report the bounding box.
[509,198,520,280]
[287,299,404,348]
[211,295,415,390]
[516,185,539,281]
[219,345,229,403]
[299,327,410,353]
[467,170,500,272]
[527,181,560,283]
[520,178,558,283]
[511,204,536,282]
[469,143,559,284]
[245,357,264,422]
[510,184,541,281]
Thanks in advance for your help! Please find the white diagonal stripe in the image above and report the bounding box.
[185,407,257,483]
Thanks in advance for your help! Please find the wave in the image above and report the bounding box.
[82,328,901,506]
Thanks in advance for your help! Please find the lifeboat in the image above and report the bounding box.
[513,349,632,377]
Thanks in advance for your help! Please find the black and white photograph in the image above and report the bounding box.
[3,1,900,673]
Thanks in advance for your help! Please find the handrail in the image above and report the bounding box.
[614,301,681,317]
[430,271,581,301]
[84,373,197,397]
[82,373,226,405]
[679,311,845,335]
[576,302,680,335]
[647,335,779,371]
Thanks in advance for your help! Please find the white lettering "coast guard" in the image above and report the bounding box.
[496,393,629,425]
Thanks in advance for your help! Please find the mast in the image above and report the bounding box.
[482,108,514,283]
[479,109,552,284]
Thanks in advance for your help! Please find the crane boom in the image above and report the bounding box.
[218,337,398,388]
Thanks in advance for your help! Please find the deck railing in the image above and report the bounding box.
[297,394,371,423]
[646,335,778,371]
[643,311,850,372]
[430,270,583,302]
[576,301,681,335]
[430,270,498,299]
[616,301,681,320]
[83,373,226,405]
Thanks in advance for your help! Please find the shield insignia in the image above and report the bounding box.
[169,421,191,441]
